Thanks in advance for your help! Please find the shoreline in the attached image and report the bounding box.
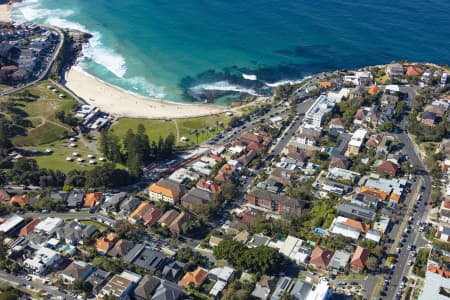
[65,67,231,119]
[0,1,12,23]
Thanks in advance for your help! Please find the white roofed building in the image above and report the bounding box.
[24,247,60,274]
[347,129,367,156]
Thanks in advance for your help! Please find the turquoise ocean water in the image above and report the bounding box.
[11,0,450,104]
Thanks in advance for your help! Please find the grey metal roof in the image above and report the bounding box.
[336,202,376,221]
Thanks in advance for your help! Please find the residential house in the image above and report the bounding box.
[330,216,370,240]
[350,246,371,272]
[320,81,332,88]
[168,211,192,236]
[329,118,345,130]
[158,209,179,227]
[196,178,222,195]
[386,63,404,77]
[148,178,184,204]
[119,197,141,216]
[351,193,380,208]
[268,168,295,188]
[86,269,113,295]
[424,104,446,117]
[132,248,167,272]
[24,247,60,274]
[251,275,278,300]
[215,164,238,182]
[9,194,29,207]
[321,180,352,196]
[359,186,388,202]
[237,149,258,167]
[128,202,162,226]
[60,260,95,284]
[99,270,142,300]
[437,226,450,242]
[19,218,40,237]
[297,133,316,146]
[439,199,450,223]
[347,129,367,156]
[122,244,145,264]
[67,189,85,208]
[233,230,250,244]
[0,189,10,203]
[101,192,127,213]
[134,275,161,300]
[330,154,351,169]
[209,267,234,298]
[162,261,185,282]
[290,279,313,300]
[84,192,104,208]
[56,220,98,245]
[419,264,450,300]
[209,236,223,248]
[328,250,351,271]
[34,217,64,236]
[406,66,423,77]
[373,216,390,234]
[181,267,208,289]
[108,239,135,259]
[422,111,437,127]
[152,280,184,300]
[335,202,376,222]
[368,85,380,96]
[247,234,271,248]
[169,168,200,184]
[247,188,304,215]
[95,233,119,255]
[181,187,215,209]
[310,246,334,270]
[0,215,26,237]
[271,276,293,300]
[327,167,360,183]
[366,134,383,149]
[376,160,399,177]
[365,229,382,243]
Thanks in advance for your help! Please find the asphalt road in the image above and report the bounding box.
[0,271,76,300]
[270,98,315,156]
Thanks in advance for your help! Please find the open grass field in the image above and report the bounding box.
[21,137,98,173]
[111,113,232,146]
[3,80,78,147]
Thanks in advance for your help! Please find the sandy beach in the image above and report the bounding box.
[0,2,12,23]
[65,68,229,119]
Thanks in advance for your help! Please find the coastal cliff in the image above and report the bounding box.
[54,28,92,82]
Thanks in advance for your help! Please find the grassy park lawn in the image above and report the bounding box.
[21,139,98,173]
[6,80,78,146]
[111,113,232,146]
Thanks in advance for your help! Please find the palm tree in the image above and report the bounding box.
[192,129,200,144]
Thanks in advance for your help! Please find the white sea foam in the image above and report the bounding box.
[128,76,166,99]
[12,0,73,23]
[265,76,311,87]
[242,73,257,80]
[191,81,260,96]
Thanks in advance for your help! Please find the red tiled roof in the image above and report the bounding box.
[19,219,40,237]
[351,246,371,270]
[406,66,423,76]
[310,246,334,269]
